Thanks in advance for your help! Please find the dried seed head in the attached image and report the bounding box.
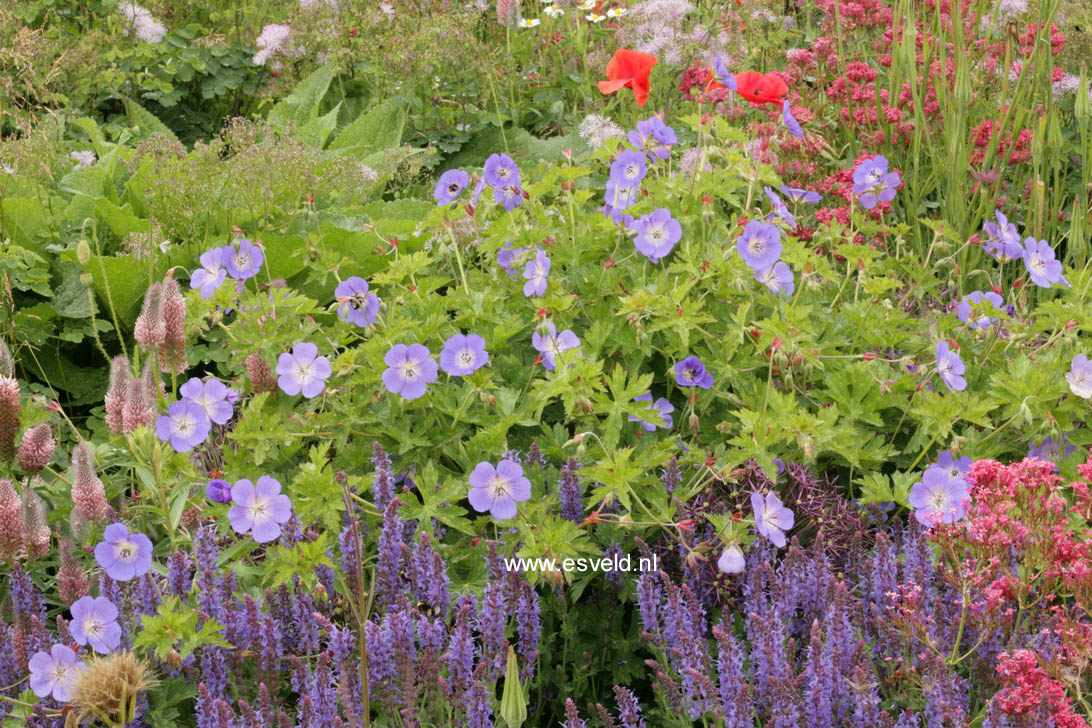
[70,651,157,725]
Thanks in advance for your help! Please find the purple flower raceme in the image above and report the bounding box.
[434,168,469,205]
[632,208,682,263]
[334,277,380,328]
[228,476,292,543]
[717,545,745,575]
[782,99,804,138]
[28,645,85,702]
[779,184,821,204]
[439,334,490,376]
[751,492,794,548]
[982,210,1023,261]
[628,393,674,432]
[674,356,714,389]
[934,341,966,392]
[934,450,972,480]
[755,261,794,297]
[736,221,782,270]
[908,465,969,526]
[206,478,232,504]
[156,400,211,453]
[497,243,529,277]
[956,291,1004,329]
[532,322,580,371]
[852,155,900,209]
[70,596,122,654]
[276,342,332,398]
[382,344,439,400]
[1067,354,1092,399]
[94,523,153,582]
[223,238,264,281]
[179,377,233,425]
[483,153,520,189]
[467,460,532,520]
[522,250,551,297]
[764,186,796,227]
[190,247,227,298]
[609,150,647,186]
[628,117,677,161]
[1022,238,1070,288]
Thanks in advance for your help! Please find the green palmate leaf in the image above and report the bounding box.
[262,533,335,590]
[135,597,231,662]
[289,442,344,534]
[225,392,297,467]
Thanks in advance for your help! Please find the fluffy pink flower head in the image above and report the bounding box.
[17,424,54,476]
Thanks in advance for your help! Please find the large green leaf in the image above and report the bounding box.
[126,98,181,145]
[268,62,337,128]
[327,98,405,154]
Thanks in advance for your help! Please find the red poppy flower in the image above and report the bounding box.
[732,71,789,106]
[597,49,658,107]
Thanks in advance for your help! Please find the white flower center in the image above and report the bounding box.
[294,361,314,382]
[398,361,419,381]
[489,475,511,498]
[457,349,476,368]
[747,238,765,256]
[928,490,949,510]
[648,225,665,243]
[117,539,136,561]
[250,494,270,520]
[235,254,250,270]
[84,617,103,639]
[175,415,194,436]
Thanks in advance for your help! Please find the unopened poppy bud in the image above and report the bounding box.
[861,352,877,360]
[577,397,594,415]
[688,413,699,432]
[76,240,92,265]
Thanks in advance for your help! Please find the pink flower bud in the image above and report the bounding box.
[159,278,187,374]
[71,442,108,522]
[19,485,49,560]
[104,355,132,435]
[0,376,20,462]
[57,538,89,604]
[245,352,277,394]
[17,423,54,476]
[0,479,22,560]
[134,282,166,350]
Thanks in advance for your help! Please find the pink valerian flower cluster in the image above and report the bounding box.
[134,277,187,374]
[994,649,1089,728]
[104,355,157,436]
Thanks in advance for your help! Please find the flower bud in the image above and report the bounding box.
[17,423,54,476]
[0,479,22,560]
[245,352,277,394]
[0,376,20,462]
[76,240,92,266]
[71,442,108,523]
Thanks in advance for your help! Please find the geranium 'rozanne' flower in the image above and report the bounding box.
[190,247,227,298]
[674,356,713,389]
[93,523,153,582]
[334,277,380,328]
[70,596,122,654]
[712,55,738,91]
[523,250,551,297]
[764,186,796,227]
[440,334,490,376]
[532,322,580,371]
[467,460,532,520]
[736,221,782,270]
[1028,435,1075,463]
[852,155,900,209]
[206,478,232,504]
[628,117,676,161]
[908,465,969,526]
[717,545,745,574]
[935,340,966,392]
[276,343,332,398]
[609,150,647,185]
[497,243,529,277]
[983,210,1024,261]
[934,450,972,480]
[751,492,794,548]
[628,393,673,432]
[382,344,439,400]
[1066,354,1092,399]
[28,645,85,702]
[483,153,520,189]
[229,476,292,543]
[179,377,233,425]
[224,238,264,281]
[155,401,211,453]
[1022,238,1069,288]
[633,208,682,263]
[956,291,1004,329]
[779,184,821,204]
[781,99,804,137]
[434,168,469,205]
[755,262,794,297]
